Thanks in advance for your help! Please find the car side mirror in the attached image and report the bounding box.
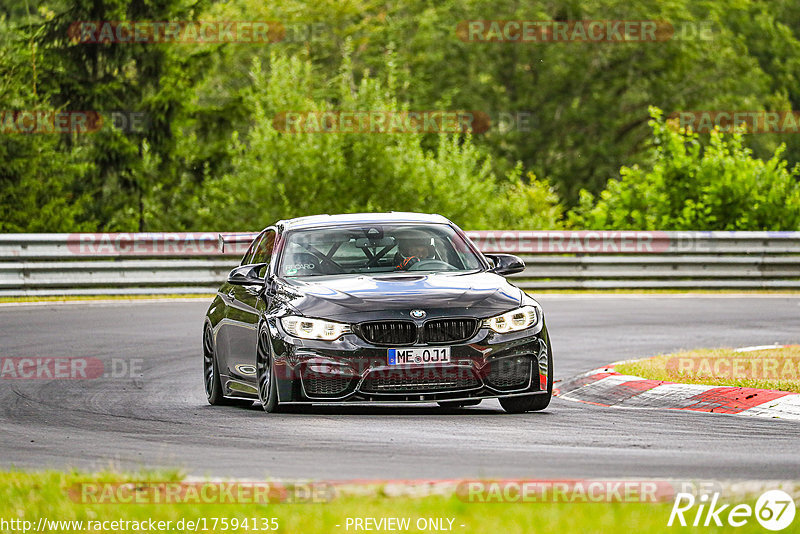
[486,254,525,276]
[227,263,268,285]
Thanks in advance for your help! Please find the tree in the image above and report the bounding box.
[0,12,93,231]
[186,51,562,231]
[202,0,791,203]
[32,0,213,230]
[569,107,800,230]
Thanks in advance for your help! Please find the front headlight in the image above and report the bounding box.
[483,306,539,333]
[280,316,351,340]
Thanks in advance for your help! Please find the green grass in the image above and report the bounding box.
[615,346,800,393]
[0,470,796,533]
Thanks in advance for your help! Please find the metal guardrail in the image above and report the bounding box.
[0,231,799,295]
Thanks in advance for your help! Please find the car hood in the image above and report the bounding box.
[276,271,523,321]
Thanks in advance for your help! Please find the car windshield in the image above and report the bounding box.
[278,223,484,278]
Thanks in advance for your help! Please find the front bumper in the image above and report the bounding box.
[267,321,551,403]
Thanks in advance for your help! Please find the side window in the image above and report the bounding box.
[240,231,265,266]
[252,230,276,271]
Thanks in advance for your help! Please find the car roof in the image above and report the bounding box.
[276,212,453,231]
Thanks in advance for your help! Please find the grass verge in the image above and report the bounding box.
[0,470,793,534]
[615,346,800,393]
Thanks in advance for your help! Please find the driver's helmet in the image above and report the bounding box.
[398,236,434,260]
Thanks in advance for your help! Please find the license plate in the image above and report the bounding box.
[388,347,451,365]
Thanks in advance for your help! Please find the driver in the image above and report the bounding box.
[395,238,435,270]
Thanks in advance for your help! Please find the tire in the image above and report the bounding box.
[256,324,281,413]
[203,325,252,407]
[437,399,482,408]
[499,341,553,414]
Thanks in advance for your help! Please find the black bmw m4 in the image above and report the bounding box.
[203,212,553,413]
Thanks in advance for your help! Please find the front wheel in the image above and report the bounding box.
[499,392,550,413]
[256,324,281,413]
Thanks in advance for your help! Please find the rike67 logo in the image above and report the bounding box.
[669,490,796,530]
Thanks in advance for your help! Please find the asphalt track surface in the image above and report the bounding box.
[1,295,799,480]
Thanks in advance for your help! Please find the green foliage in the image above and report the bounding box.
[189,52,562,231]
[3,0,800,232]
[569,107,800,230]
[207,0,787,201]
[5,0,217,231]
[0,14,95,232]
